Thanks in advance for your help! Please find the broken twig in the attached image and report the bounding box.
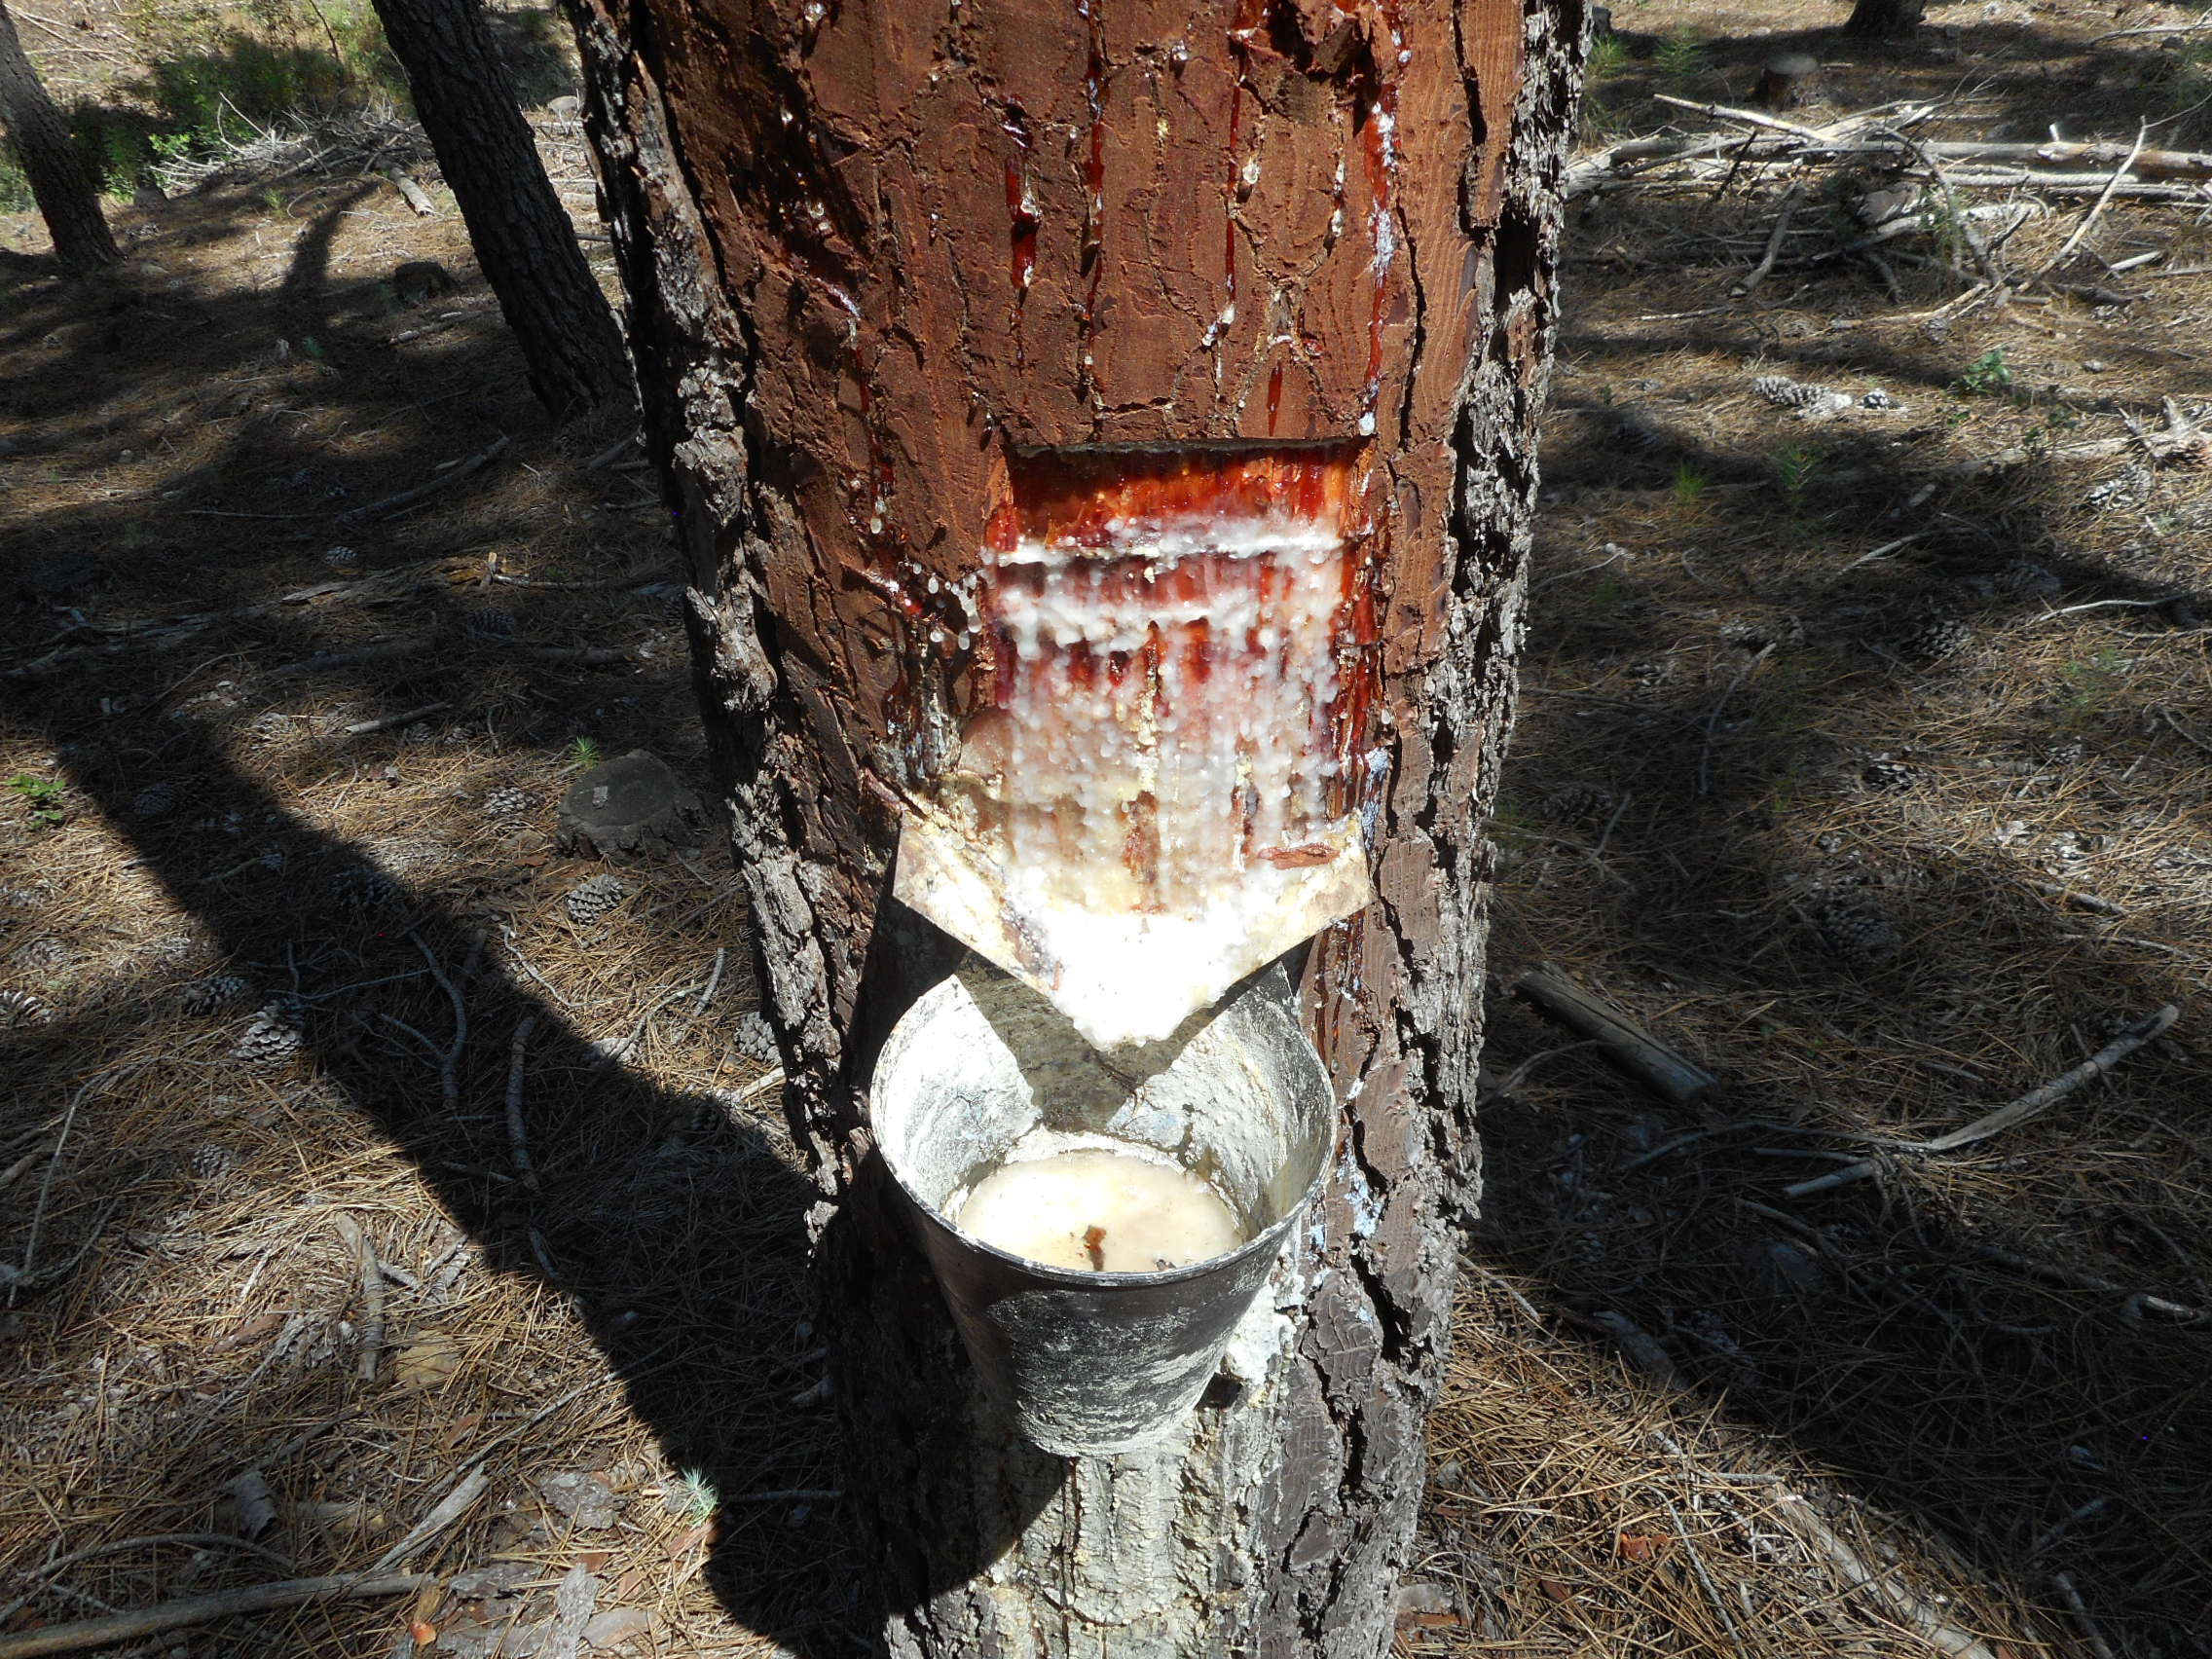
[0,1574,427,1659]
[1786,1005,2179,1198]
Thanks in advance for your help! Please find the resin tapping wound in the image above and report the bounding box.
[894,446,1378,1050]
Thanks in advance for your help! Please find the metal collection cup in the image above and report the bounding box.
[868,959,1336,1456]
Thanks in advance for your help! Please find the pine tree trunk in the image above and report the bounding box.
[0,0,119,271]
[563,2,1586,1652]
[1846,0,1925,40]
[368,0,629,419]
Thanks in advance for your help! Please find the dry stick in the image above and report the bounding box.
[1786,1005,2180,1198]
[1663,1498,1748,1652]
[1772,1498,2000,1659]
[406,929,467,1115]
[382,165,435,216]
[0,1535,295,1630]
[1734,181,1804,299]
[1971,1241,2203,1322]
[1881,127,2005,289]
[0,1574,429,1659]
[344,436,509,525]
[368,1470,489,1574]
[1513,968,1720,1109]
[342,702,451,737]
[2050,1572,2118,1659]
[1697,641,1776,798]
[332,1215,385,1384]
[506,1015,539,1192]
[2035,121,2150,280]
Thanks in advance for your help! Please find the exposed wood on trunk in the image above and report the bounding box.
[369,0,630,419]
[0,0,119,270]
[563,0,1587,1652]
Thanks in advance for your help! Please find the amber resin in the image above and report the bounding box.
[896,446,1378,1049]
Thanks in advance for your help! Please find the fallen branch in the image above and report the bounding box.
[1733,182,1803,298]
[343,436,509,525]
[1770,1497,2001,1659]
[506,1014,539,1192]
[1786,1005,2179,1198]
[332,1214,386,1383]
[0,1573,427,1659]
[342,702,449,736]
[383,166,435,216]
[1513,967,1719,1108]
[2034,121,2149,279]
[368,1467,488,1573]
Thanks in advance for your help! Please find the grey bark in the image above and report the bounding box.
[0,0,118,271]
[1846,0,1926,40]
[562,1,1589,1652]
[368,0,629,419]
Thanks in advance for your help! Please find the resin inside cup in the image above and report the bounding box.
[955,1142,1246,1273]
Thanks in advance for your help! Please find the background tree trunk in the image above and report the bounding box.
[1846,0,1925,40]
[369,0,629,419]
[565,1,1587,1652]
[0,0,119,271]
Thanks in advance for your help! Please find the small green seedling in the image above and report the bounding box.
[1671,461,1709,514]
[1655,27,1705,83]
[6,774,66,830]
[1955,349,2012,397]
[671,1468,718,1523]
[570,737,602,769]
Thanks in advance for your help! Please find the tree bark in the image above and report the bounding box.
[0,0,119,271]
[564,1,1586,1653]
[368,0,630,420]
[1846,0,1925,40]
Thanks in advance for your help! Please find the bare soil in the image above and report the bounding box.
[3,2,2210,1656]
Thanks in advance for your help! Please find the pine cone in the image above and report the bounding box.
[188,1143,243,1181]
[1752,374,1835,410]
[132,783,175,819]
[242,712,293,746]
[321,544,360,570]
[1,988,55,1028]
[1544,781,1617,822]
[734,1011,778,1064]
[182,974,255,1016]
[465,608,518,642]
[1811,900,1903,967]
[1861,387,1898,410]
[1887,611,1972,664]
[566,872,628,928]
[1860,757,1923,793]
[483,785,534,820]
[1992,559,2060,598]
[230,1000,305,1069]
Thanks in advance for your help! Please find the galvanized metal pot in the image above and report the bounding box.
[869,960,1336,1456]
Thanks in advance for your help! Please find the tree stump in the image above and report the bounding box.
[1846,0,1927,41]
[556,752,708,865]
[1754,51,1823,111]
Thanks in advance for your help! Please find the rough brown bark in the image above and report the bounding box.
[564,1,1585,1652]
[0,0,119,271]
[1845,0,1925,40]
[368,0,629,419]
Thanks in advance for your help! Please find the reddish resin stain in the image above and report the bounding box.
[1006,156,1038,294]
[1266,363,1284,434]
[979,448,1380,830]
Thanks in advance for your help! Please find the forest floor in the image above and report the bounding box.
[3,1,2211,1656]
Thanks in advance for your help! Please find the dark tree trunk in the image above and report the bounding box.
[564,1,1586,1653]
[1846,0,1925,40]
[368,0,629,419]
[0,0,118,271]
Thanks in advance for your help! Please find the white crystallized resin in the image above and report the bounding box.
[955,1145,1246,1272]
